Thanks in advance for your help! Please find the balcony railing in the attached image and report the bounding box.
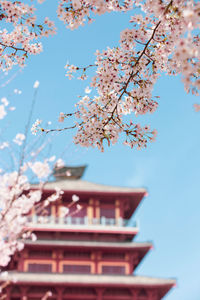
[27,215,137,227]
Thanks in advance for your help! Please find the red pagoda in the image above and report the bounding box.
[3,166,175,299]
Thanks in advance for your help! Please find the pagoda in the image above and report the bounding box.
[3,166,175,300]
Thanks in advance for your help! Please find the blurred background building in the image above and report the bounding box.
[4,166,175,299]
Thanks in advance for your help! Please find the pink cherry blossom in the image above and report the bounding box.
[1,0,200,151]
[33,80,40,89]
[55,0,200,150]
[0,105,7,119]
[13,133,25,146]
[0,0,56,71]
[60,206,69,217]
[28,161,51,179]
[0,89,64,271]
[1,98,9,106]
[55,158,65,168]
[72,194,79,202]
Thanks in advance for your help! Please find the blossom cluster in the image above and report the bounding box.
[0,172,42,267]
[0,168,63,267]
[57,0,134,30]
[1,0,200,149]
[0,87,63,268]
[0,87,82,270]
[61,0,200,150]
[0,0,56,71]
[31,119,42,135]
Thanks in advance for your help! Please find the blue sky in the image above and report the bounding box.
[1,2,200,299]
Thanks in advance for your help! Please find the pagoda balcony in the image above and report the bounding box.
[27,215,137,227]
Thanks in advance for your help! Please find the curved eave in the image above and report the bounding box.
[2,272,176,298]
[24,240,151,270]
[24,239,152,251]
[31,179,146,194]
[25,224,139,237]
[31,180,147,217]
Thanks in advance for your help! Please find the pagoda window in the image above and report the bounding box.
[10,286,21,297]
[61,206,87,224]
[101,265,126,275]
[63,251,91,259]
[102,252,125,260]
[103,288,132,298]
[28,299,56,300]
[27,287,57,298]
[27,263,52,273]
[67,205,86,218]
[62,264,91,274]
[28,250,52,258]
[63,287,96,296]
[36,231,58,240]
[138,289,148,299]
[100,206,115,219]
[31,205,52,224]
[36,206,51,216]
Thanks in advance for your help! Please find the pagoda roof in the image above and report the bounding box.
[32,179,146,195]
[3,272,176,291]
[32,179,146,218]
[23,240,151,271]
[53,165,87,180]
[25,223,139,237]
[24,240,152,250]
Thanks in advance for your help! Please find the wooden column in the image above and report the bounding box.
[21,287,28,300]
[87,199,94,224]
[5,286,10,300]
[18,256,24,272]
[95,199,100,224]
[96,288,103,300]
[131,289,138,299]
[56,287,63,300]
[115,200,120,225]
[131,252,139,273]
[148,289,158,300]
[95,251,101,274]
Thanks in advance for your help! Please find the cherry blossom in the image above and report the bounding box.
[31,119,42,135]
[76,204,82,210]
[1,98,8,106]
[0,83,85,272]
[0,87,63,269]
[72,194,79,202]
[33,80,40,89]
[13,89,22,95]
[55,0,200,151]
[28,161,51,179]
[55,158,65,168]
[13,133,25,146]
[0,168,63,267]
[0,142,9,150]
[194,103,200,112]
[0,140,63,267]
[0,105,6,119]
[57,0,134,30]
[60,206,70,217]
[0,0,200,151]
[0,0,56,71]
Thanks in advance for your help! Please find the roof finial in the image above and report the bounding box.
[53,165,87,180]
